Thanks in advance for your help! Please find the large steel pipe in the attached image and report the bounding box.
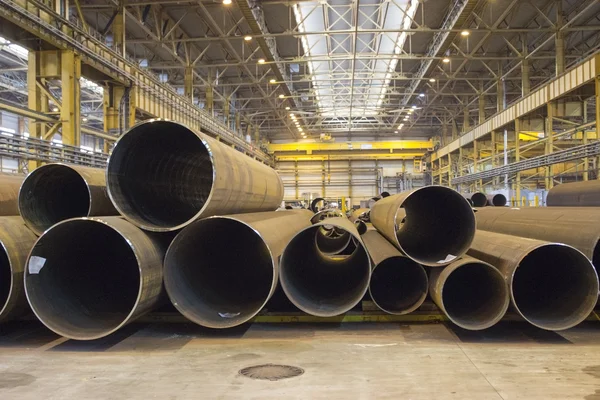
[24,217,165,340]
[0,217,37,322]
[164,211,311,328]
[475,207,600,270]
[486,193,507,207]
[468,230,598,331]
[547,180,600,206]
[19,163,117,235]
[362,230,427,315]
[0,173,23,216]
[370,186,475,266]
[464,192,487,207]
[349,208,370,223]
[280,217,371,316]
[106,119,284,232]
[429,256,509,330]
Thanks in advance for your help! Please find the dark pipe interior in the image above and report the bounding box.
[396,187,475,266]
[471,193,487,207]
[369,257,427,314]
[354,220,367,235]
[490,194,507,206]
[107,121,214,229]
[25,220,140,338]
[441,262,507,329]
[19,165,90,234]
[0,246,10,312]
[512,246,598,330]
[281,225,370,316]
[165,218,273,328]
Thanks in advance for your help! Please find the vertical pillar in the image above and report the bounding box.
[462,96,470,133]
[348,160,353,201]
[321,160,326,197]
[497,78,505,113]
[294,160,299,199]
[206,70,214,115]
[596,76,600,180]
[478,82,485,124]
[113,0,126,55]
[223,97,230,126]
[451,119,458,140]
[442,122,448,146]
[458,147,463,192]
[514,118,521,202]
[521,35,531,96]
[254,125,260,144]
[184,66,194,102]
[447,153,452,188]
[545,102,554,189]
[491,130,498,187]
[555,0,565,76]
[60,50,81,147]
[473,139,480,190]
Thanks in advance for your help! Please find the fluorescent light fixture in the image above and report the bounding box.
[290,114,295,117]
[285,106,290,110]
[398,124,404,129]
[244,36,252,41]
[279,94,285,99]
[52,107,59,112]
[461,30,470,36]
[419,93,425,97]
[429,78,436,82]
[258,58,266,64]
[269,79,276,84]
[223,0,232,4]
[412,105,417,109]
[442,57,450,63]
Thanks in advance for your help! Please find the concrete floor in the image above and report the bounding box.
[1,321,600,399]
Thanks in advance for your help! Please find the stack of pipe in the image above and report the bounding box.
[0,173,24,216]
[463,192,487,208]
[546,180,600,207]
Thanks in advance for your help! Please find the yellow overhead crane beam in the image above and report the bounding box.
[268,140,433,161]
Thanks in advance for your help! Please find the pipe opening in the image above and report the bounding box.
[165,218,274,328]
[470,193,487,208]
[441,262,508,330]
[397,186,475,266]
[315,226,351,255]
[354,220,367,235]
[25,220,140,339]
[106,121,214,230]
[19,165,90,234]
[0,246,11,313]
[280,225,370,316]
[489,194,507,207]
[512,245,598,330]
[369,257,427,315]
[593,241,600,274]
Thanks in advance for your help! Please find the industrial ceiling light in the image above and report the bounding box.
[399,124,405,129]
[407,109,413,114]
[279,94,285,99]
[394,131,398,134]
[285,106,290,110]
[269,78,276,84]
[429,78,436,82]
[223,0,232,4]
[244,36,252,41]
[412,105,417,109]
[290,113,295,117]
[403,117,409,121]
[52,107,59,112]
[461,30,470,36]
[82,117,88,122]
[419,93,425,97]
[442,57,450,63]
[258,58,266,64]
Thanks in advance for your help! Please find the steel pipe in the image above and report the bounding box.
[475,207,600,271]
[24,217,165,340]
[353,219,367,235]
[362,230,427,315]
[468,230,598,331]
[106,119,284,232]
[547,180,600,206]
[19,163,117,235]
[487,193,507,207]
[349,208,370,223]
[164,210,311,328]
[280,217,371,316]
[0,173,23,216]
[464,192,487,207]
[0,216,37,322]
[370,186,475,266]
[429,256,509,330]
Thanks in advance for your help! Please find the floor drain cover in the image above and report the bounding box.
[239,364,304,381]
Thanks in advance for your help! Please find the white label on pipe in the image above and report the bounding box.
[437,254,456,264]
[28,256,46,274]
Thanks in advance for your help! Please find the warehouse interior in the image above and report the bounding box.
[1,0,600,398]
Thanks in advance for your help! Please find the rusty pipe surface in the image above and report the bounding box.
[24,217,165,340]
[19,163,117,235]
[547,180,600,206]
[0,216,37,322]
[369,186,475,266]
[486,194,507,207]
[429,256,509,330]
[362,230,427,315]
[468,230,598,331]
[106,119,284,232]
[0,173,24,216]
[464,192,487,208]
[280,217,371,317]
[164,210,311,328]
[475,207,600,271]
